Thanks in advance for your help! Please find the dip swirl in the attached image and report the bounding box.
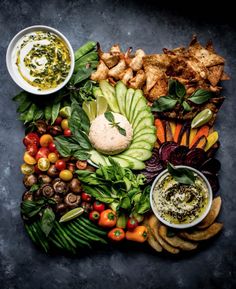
[15,31,71,90]
[152,172,209,225]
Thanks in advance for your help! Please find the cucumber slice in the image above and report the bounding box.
[132,109,152,130]
[89,150,107,166]
[111,156,131,168]
[121,148,152,161]
[133,133,156,145]
[99,80,120,113]
[117,155,145,170]
[125,88,135,120]
[115,81,127,116]
[131,97,147,123]
[134,116,154,134]
[93,87,103,98]
[134,126,156,138]
[129,90,143,122]
[129,141,152,151]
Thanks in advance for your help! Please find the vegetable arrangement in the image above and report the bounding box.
[12,37,228,255]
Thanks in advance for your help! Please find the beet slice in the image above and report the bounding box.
[185,148,207,169]
[144,149,164,173]
[202,171,220,193]
[200,158,221,174]
[169,145,189,166]
[159,142,178,164]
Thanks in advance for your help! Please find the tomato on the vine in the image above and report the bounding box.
[23,133,39,147]
[55,159,66,171]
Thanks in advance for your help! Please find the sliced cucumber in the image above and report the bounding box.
[117,155,145,170]
[125,88,135,120]
[134,116,154,134]
[132,109,152,130]
[93,87,103,98]
[89,150,107,166]
[134,126,156,138]
[115,81,127,116]
[128,90,143,122]
[131,97,147,123]
[133,133,156,145]
[99,80,120,113]
[111,156,131,168]
[121,148,152,161]
[129,141,152,151]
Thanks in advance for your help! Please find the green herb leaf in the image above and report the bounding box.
[104,111,114,122]
[51,102,61,124]
[117,125,126,136]
[73,66,93,85]
[120,197,131,210]
[167,162,196,185]
[188,89,213,104]
[29,184,40,192]
[182,101,191,112]
[25,103,37,123]
[168,79,186,100]
[40,207,55,237]
[73,149,90,160]
[151,96,178,112]
[44,106,52,121]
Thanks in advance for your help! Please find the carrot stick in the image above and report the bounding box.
[190,125,210,148]
[155,119,165,143]
[173,123,183,143]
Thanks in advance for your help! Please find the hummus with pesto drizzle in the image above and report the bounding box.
[15,31,71,90]
[152,171,209,225]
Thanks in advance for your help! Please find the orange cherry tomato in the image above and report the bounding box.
[108,228,125,242]
[98,209,117,228]
[23,152,37,165]
[39,134,54,147]
[59,169,73,181]
[21,163,35,175]
[37,158,50,171]
[48,152,59,163]
[61,119,69,130]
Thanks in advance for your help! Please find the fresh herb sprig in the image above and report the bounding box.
[167,162,196,185]
[151,79,214,113]
[104,111,127,136]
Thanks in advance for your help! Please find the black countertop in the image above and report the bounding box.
[0,1,236,288]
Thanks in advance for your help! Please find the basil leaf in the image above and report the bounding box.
[83,185,114,203]
[104,111,114,122]
[44,106,52,121]
[34,109,44,120]
[54,136,81,150]
[151,96,178,112]
[135,186,151,214]
[168,79,186,100]
[21,200,44,218]
[188,89,213,104]
[40,208,55,237]
[69,98,90,134]
[54,139,71,157]
[73,149,90,160]
[25,103,37,123]
[17,96,31,113]
[120,197,131,210]
[51,102,61,124]
[13,91,28,102]
[182,101,191,112]
[29,184,40,192]
[117,125,126,136]
[74,130,92,150]
[167,162,195,185]
[73,66,93,85]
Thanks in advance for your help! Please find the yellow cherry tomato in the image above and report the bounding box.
[23,152,37,165]
[21,163,35,175]
[59,169,73,181]
[48,152,59,163]
[37,157,50,171]
[61,119,69,130]
[39,134,54,147]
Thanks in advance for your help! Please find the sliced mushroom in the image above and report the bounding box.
[64,193,81,208]
[51,194,62,204]
[53,180,68,195]
[23,174,38,188]
[41,184,54,198]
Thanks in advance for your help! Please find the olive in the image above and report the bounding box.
[69,178,82,194]
[38,174,52,184]
[23,174,37,188]
[47,165,59,178]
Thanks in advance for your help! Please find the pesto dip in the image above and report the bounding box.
[14,31,71,90]
[152,170,210,225]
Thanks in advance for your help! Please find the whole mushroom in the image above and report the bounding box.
[69,178,82,194]
[53,179,68,195]
[56,203,67,214]
[41,184,54,198]
[23,174,37,188]
[47,165,59,178]
[22,191,33,201]
[64,193,81,208]
[38,174,52,184]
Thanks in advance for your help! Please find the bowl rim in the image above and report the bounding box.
[6,25,75,95]
[150,165,213,229]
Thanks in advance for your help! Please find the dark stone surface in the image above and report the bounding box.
[0,1,236,288]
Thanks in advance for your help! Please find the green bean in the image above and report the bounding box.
[55,222,76,249]
[77,218,107,236]
[65,226,91,248]
[79,217,107,235]
[74,41,97,61]
[25,224,38,245]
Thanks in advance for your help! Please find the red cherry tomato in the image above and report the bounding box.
[81,192,92,202]
[54,116,63,125]
[64,128,72,137]
[126,218,138,231]
[35,147,50,161]
[34,164,43,174]
[93,201,105,212]
[89,211,100,222]
[26,144,38,156]
[48,142,57,152]
[55,159,66,171]
[23,133,39,147]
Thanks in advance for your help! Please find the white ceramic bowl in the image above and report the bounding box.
[6,25,74,95]
[150,166,213,229]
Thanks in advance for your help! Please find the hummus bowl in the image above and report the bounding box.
[150,166,213,229]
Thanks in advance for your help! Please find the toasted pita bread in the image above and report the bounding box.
[198,196,222,229]
[129,70,146,89]
[143,215,163,252]
[179,223,223,241]
[108,59,127,80]
[208,65,224,86]
[148,75,168,101]
[90,60,109,81]
[158,225,198,251]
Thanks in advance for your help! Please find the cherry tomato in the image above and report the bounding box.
[21,163,35,175]
[93,201,105,212]
[81,192,92,202]
[48,152,59,163]
[64,128,72,137]
[89,211,100,222]
[55,159,66,171]
[37,158,50,171]
[34,164,43,174]
[23,133,39,147]
[23,152,37,165]
[35,147,50,161]
[26,144,38,156]
[126,218,138,231]
[39,134,54,147]
[59,169,73,181]
[48,142,57,152]
[61,119,69,130]
[54,116,63,125]
[76,160,88,170]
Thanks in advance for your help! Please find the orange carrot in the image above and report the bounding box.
[166,122,173,142]
[155,119,165,143]
[173,123,183,143]
[190,125,210,148]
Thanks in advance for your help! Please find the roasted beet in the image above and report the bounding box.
[202,171,220,193]
[185,148,207,168]
[159,142,178,164]
[200,158,221,174]
[169,145,189,166]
